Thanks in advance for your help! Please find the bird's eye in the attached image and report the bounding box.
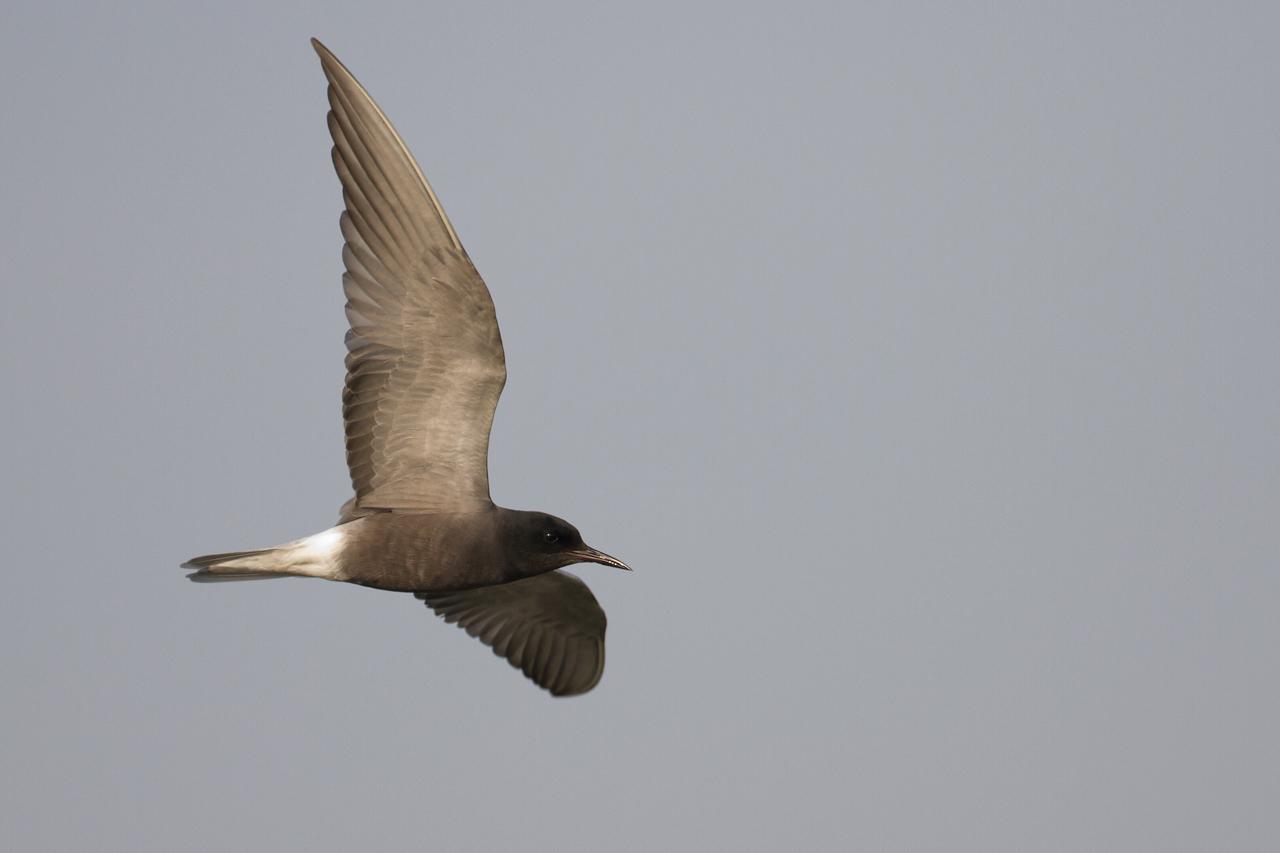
[543,531,560,544]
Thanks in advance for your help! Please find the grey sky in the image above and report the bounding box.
[2,2,1277,851]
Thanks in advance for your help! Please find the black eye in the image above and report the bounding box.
[543,531,560,544]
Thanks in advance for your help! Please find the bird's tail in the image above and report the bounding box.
[183,530,347,583]
[182,548,293,583]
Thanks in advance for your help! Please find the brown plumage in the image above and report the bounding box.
[183,39,630,697]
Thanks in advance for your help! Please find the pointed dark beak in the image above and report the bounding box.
[571,545,632,572]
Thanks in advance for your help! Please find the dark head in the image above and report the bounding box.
[501,510,631,577]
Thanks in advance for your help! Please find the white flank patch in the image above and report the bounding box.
[305,528,345,557]
[297,528,347,578]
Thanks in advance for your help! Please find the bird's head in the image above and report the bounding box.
[502,510,631,577]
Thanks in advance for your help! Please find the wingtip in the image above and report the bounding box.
[310,38,357,85]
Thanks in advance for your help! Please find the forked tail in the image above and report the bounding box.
[183,529,347,583]
[182,548,292,583]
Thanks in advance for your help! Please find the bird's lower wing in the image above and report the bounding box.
[416,571,607,696]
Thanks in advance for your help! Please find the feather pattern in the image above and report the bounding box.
[417,571,607,697]
[314,39,506,518]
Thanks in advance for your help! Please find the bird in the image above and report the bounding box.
[183,38,631,697]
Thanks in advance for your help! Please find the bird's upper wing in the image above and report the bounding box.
[314,39,506,517]
[416,571,607,697]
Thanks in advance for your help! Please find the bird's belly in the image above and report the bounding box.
[348,559,509,593]
[334,513,509,592]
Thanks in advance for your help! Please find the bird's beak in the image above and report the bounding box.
[571,546,632,572]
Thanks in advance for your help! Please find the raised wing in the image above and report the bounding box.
[314,39,506,517]
[416,571,608,697]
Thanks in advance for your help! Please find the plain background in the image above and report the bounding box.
[2,2,1277,850]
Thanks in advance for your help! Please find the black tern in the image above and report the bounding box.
[184,39,631,697]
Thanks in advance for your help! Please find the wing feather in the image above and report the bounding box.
[416,571,608,697]
[313,40,506,518]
